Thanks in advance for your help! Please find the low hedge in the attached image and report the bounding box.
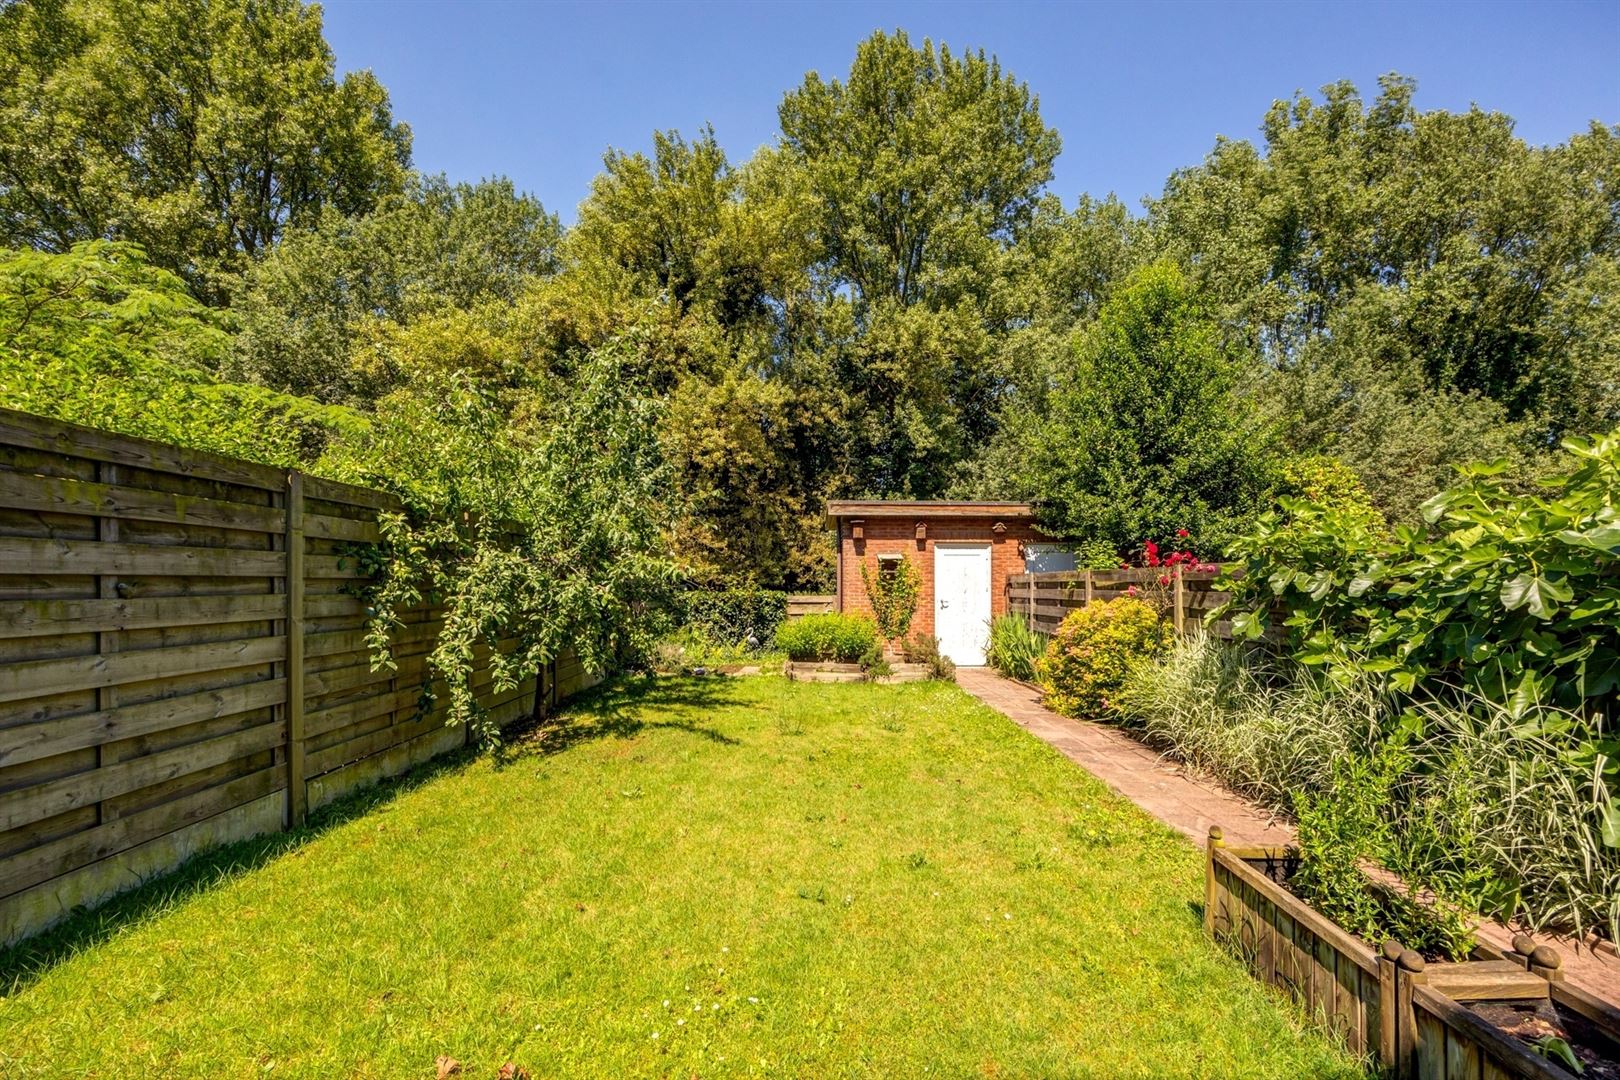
[681,586,788,647]
[775,613,878,662]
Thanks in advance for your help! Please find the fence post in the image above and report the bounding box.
[1173,565,1186,635]
[1204,825,1224,935]
[1083,569,1093,605]
[1027,572,1035,631]
[285,471,307,828]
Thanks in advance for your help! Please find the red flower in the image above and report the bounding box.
[1176,528,1190,538]
[1158,574,1170,586]
[1143,540,1160,567]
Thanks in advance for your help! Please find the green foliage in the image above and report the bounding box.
[0,242,364,465]
[775,614,879,663]
[1125,634,1620,944]
[1018,263,1279,555]
[778,29,1059,311]
[1036,597,1171,718]
[319,342,679,742]
[1292,748,1477,960]
[1155,75,1620,520]
[0,0,411,299]
[231,177,561,404]
[861,555,921,641]
[900,633,957,682]
[986,614,1049,683]
[679,587,788,648]
[1223,432,1620,731]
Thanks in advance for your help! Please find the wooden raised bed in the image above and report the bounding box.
[1204,827,1388,1059]
[1206,826,1620,1078]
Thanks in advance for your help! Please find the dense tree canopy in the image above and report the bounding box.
[3,12,1617,590]
[0,0,411,299]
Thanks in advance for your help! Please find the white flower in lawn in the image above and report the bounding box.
[1004,913,1012,920]
[677,1019,686,1026]
[651,1032,660,1040]
[748,997,759,1004]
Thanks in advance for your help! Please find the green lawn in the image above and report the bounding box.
[0,676,1361,1079]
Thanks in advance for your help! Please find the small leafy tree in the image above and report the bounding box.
[861,554,921,641]
[322,338,679,742]
[1021,262,1278,555]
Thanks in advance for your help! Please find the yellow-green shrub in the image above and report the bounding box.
[1037,597,1170,718]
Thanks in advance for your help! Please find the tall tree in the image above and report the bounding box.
[1151,75,1620,517]
[1015,262,1278,555]
[0,0,411,300]
[231,176,560,404]
[778,29,1060,312]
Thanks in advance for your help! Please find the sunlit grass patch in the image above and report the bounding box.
[0,675,1363,1079]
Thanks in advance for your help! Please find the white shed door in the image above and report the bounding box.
[934,543,992,666]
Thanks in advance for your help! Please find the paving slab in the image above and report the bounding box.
[953,666,1620,1002]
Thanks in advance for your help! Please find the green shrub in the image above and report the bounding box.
[1122,634,1620,945]
[1222,431,1620,730]
[901,633,956,682]
[986,614,1049,683]
[1292,749,1476,960]
[681,586,788,648]
[775,613,878,662]
[1036,597,1170,718]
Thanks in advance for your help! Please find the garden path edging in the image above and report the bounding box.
[952,667,1620,1004]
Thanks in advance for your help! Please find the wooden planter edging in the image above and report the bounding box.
[1206,826,1619,1079]
[1205,828,1386,1059]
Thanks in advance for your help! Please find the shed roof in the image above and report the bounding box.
[825,499,1034,524]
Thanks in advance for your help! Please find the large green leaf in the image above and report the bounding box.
[1500,573,1573,620]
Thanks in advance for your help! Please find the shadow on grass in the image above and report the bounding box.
[502,673,747,761]
[0,674,750,994]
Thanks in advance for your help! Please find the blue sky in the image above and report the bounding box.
[321,0,1620,222]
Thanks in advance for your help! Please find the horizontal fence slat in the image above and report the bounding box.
[0,594,288,639]
[0,470,285,534]
[303,513,381,544]
[0,636,285,705]
[0,764,285,900]
[0,538,285,577]
[0,679,288,769]
[301,475,401,513]
[0,408,287,492]
[0,720,286,832]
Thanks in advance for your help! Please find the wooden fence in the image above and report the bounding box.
[1005,566,1232,637]
[785,594,836,619]
[0,407,592,946]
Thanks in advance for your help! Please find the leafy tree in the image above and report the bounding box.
[779,29,1060,311]
[1152,76,1620,516]
[319,342,679,740]
[0,0,411,300]
[231,177,560,403]
[0,241,362,464]
[1017,262,1277,555]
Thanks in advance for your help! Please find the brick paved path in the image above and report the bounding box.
[954,666,1620,1001]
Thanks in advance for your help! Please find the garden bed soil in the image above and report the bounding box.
[1473,999,1620,1079]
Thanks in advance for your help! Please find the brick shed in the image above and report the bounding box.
[827,500,1070,666]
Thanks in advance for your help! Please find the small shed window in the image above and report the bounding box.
[1025,544,1077,573]
[876,553,903,581]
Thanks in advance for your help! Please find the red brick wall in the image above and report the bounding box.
[837,515,1044,640]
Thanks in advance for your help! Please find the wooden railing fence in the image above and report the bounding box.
[1006,566,1235,637]
[0,408,592,946]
